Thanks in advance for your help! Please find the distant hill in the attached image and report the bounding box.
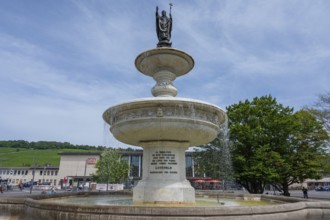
[0,140,135,167]
[0,140,106,151]
[0,147,101,167]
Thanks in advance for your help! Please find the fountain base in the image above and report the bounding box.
[133,180,195,204]
[133,141,195,204]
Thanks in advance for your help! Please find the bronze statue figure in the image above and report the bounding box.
[156,5,172,47]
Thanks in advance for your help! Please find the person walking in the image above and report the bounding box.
[302,187,308,199]
[19,182,23,191]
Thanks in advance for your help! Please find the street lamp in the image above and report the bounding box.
[29,157,38,194]
[30,167,35,194]
[83,159,87,191]
[42,166,46,183]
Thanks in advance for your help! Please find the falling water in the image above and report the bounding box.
[103,122,138,149]
[219,119,234,190]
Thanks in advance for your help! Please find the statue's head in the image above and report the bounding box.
[162,10,166,16]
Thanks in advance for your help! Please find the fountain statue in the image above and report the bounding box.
[103,5,227,204]
[156,5,172,47]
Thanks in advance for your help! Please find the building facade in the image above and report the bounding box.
[56,152,100,188]
[0,166,59,186]
[0,151,195,188]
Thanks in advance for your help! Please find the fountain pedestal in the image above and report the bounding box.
[103,48,226,204]
[133,141,195,204]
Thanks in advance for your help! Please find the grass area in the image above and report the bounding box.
[0,148,100,167]
[0,147,27,153]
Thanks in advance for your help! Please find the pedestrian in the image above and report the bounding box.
[19,183,23,191]
[302,187,308,199]
[0,185,3,193]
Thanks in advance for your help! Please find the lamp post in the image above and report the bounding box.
[30,166,36,194]
[42,166,46,184]
[83,159,88,191]
[30,158,36,194]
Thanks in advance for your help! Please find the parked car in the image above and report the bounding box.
[40,182,51,185]
[315,186,330,191]
[315,186,323,191]
[323,186,330,191]
[23,181,38,187]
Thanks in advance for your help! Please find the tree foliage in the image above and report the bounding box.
[0,140,106,151]
[93,149,129,190]
[272,110,329,195]
[193,130,233,185]
[227,95,328,195]
[309,92,330,133]
[227,95,293,194]
[305,91,330,175]
[322,154,330,175]
[0,140,137,152]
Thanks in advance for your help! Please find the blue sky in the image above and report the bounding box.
[0,0,329,147]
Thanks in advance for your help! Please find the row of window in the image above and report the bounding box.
[39,170,58,176]
[0,170,29,175]
[7,178,57,185]
[0,170,58,176]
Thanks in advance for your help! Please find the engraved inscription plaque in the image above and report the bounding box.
[150,150,178,174]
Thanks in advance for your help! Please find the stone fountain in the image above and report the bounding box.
[103,6,226,204]
[1,6,330,220]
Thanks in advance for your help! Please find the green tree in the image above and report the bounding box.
[305,92,330,175]
[227,96,329,195]
[322,154,330,175]
[93,149,129,191]
[227,95,295,194]
[269,110,328,196]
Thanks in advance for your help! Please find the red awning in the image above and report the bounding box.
[193,179,206,183]
[208,179,221,183]
[193,179,221,183]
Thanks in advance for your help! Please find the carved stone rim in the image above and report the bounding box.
[103,97,227,126]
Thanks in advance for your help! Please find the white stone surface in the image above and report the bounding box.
[103,97,226,147]
[135,48,194,97]
[104,48,227,204]
[133,142,195,204]
[135,48,194,77]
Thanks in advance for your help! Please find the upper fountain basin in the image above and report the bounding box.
[135,48,194,78]
[103,97,227,147]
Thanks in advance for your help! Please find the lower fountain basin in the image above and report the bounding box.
[45,195,266,207]
[103,97,227,146]
[44,193,279,207]
[2,191,329,220]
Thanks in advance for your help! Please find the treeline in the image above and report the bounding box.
[0,140,106,151]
